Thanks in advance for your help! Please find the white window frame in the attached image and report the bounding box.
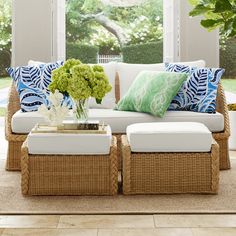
[163,0,180,63]
[52,0,66,61]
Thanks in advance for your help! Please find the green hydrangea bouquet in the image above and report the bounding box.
[49,59,112,121]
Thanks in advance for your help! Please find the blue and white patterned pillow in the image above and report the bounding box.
[7,61,65,112]
[165,63,225,113]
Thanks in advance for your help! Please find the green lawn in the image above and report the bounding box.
[0,77,11,89]
[221,79,236,94]
[0,77,10,117]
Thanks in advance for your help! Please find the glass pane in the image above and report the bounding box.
[220,37,236,103]
[0,0,12,117]
[220,36,236,151]
[66,0,163,64]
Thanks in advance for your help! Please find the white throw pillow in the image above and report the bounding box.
[117,60,206,99]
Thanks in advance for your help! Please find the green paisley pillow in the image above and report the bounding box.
[117,71,187,118]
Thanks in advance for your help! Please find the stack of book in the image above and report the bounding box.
[63,120,100,130]
[32,120,107,134]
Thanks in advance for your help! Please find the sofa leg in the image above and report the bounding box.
[216,138,231,170]
[5,141,23,171]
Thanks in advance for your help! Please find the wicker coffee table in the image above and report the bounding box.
[21,126,118,196]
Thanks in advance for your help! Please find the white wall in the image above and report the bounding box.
[12,0,65,67]
[179,0,219,67]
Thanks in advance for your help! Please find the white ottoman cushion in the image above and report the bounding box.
[28,126,112,155]
[127,122,212,152]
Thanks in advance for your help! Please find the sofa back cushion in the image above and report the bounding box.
[89,62,117,109]
[117,60,206,98]
[117,62,165,98]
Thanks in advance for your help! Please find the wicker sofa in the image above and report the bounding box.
[5,62,231,171]
[5,81,231,171]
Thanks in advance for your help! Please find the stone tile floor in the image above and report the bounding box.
[0,215,235,235]
[0,117,236,235]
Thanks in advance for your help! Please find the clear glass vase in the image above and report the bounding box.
[73,98,89,122]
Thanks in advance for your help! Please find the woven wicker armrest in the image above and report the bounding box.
[213,83,231,170]
[215,83,230,139]
[5,82,21,141]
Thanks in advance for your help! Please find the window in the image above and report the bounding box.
[0,0,11,77]
[220,37,236,98]
[0,0,12,115]
[65,0,163,64]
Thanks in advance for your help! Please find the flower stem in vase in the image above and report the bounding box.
[73,99,89,122]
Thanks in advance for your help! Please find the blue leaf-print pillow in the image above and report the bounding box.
[165,63,225,113]
[7,61,64,112]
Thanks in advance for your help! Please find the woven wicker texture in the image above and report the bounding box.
[21,137,118,196]
[6,79,231,171]
[121,135,219,195]
[213,83,231,170]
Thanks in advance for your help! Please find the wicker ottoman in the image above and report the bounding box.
[122,122,220,195]
[21,130,118,196]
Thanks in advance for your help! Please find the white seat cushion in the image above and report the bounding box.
[12,109,224,134]
[127,122,212,152]
[88,109,223,133]
[28,126,112,155]
[117,60,206,98]
[12,111,46,134]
